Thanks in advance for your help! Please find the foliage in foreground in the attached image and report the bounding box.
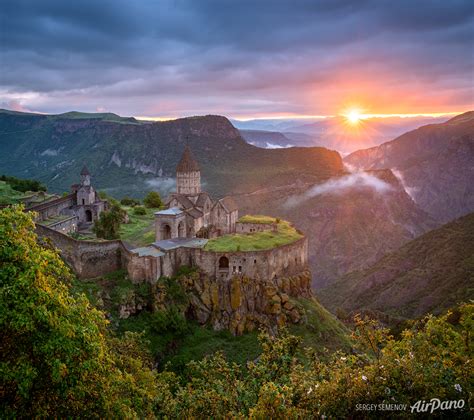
[1,206,472,418]
[0,206,158,417]
[154,308,472,418]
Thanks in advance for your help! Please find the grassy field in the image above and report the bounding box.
[119,206,156,246]
[204,216,303,252]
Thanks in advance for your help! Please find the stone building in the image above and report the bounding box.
[155,146,238,241]
[70,165,107,224]
[29,165,107,233]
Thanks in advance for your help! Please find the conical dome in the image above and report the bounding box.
[80,165,90,176]
[177,146,200,172]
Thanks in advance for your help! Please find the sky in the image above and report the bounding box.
[1,0,473,120]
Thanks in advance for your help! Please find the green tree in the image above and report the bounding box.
[93,204,126,240]
[0,205,158,417]
[133,205,147,215]
[121,197,141,207]
[144,191,162,208]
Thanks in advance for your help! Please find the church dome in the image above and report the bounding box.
[177,146,200,172]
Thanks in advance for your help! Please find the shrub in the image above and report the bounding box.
[144,191,162,208]
[93,204,126,239]
[121,197,141,207]
[133,205,147,215]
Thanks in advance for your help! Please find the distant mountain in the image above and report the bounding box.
[0,109,343,198]
[233,169,436,288]
[235,115,450,154]
[319,212,474,320]
[345,111,474,223]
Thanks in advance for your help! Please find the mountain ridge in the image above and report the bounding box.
[318,212,474,320]
[0,110,344,198]
[345,111,474,222]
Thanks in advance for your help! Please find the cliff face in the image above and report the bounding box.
[155,269,312,335]
[0,110,344,198]
[345,111,474,223]
[233,169,436,288]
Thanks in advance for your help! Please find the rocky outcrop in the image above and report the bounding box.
[153,269,312,335]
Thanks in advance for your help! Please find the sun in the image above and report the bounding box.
[345,109,362,125]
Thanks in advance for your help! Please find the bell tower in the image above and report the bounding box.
[176,146,201,195]
[80,165,91,186]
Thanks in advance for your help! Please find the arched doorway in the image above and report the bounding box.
[219,256,229,270]
[161,224,172,240]
[178,222,185,238]
[85,210,92,222]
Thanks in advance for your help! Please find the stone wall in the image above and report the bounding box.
[191,237,308,282]
[41,215,79,234]
[29,194,76,221]
[36,224,130,279]
[235,221,277,234]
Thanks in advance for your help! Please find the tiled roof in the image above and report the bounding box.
[154,207,183,216]
[80,165,90,175]
[196,192,212,208]
[169,193,195,209]
[218,196,239,213]
[186,207,204,219]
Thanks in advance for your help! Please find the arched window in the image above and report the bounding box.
[219,256,229,270]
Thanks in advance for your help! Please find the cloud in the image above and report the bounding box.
[284,171,393,208]
[145,177,176,196]
[1,0,473,117]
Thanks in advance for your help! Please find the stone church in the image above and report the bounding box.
[155,146,238,241]
[28,165,107,233]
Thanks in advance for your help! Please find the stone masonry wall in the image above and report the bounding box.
[191,237,308,281]
[36,224,130,279]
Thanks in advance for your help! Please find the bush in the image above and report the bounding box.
[121,197,141,207]
[144,191,162,208]
[133,206,147,215]
[93,204,126,239]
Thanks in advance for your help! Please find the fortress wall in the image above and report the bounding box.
[43,215,79,234]
[30,195,76,221]
[36,224,128,279]
[127,253,159,284]
[235,222,277,234]
[191,237,308,282]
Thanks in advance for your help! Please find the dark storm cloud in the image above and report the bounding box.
[0,0,472,116]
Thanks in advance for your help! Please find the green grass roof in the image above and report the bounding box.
[204,217,303,252]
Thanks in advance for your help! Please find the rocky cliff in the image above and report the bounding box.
[345,111,474,223]
[154,269,313,335]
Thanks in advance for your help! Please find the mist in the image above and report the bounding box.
[285,171,393,208]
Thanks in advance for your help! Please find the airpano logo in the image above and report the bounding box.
[410,398,465,414]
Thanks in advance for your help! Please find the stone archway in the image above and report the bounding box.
[161,224,172,240]
[219,256,229,270]
[85,209,92,222]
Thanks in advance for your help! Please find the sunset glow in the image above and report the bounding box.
[345,109,363,125]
